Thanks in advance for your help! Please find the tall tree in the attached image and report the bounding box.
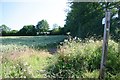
[110,3,120,41]
[64,2,104,39]
[36,20,49,33]
[0,24,11,35]
[64,2,120,39]
[0,24,11,32]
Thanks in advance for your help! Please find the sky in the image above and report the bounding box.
[0,0,68,30]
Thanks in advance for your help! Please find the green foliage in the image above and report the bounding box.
[46,37,120,79]
[46,52,86,78]
[1,35,119,79]
[10,30,18,34]
[51,24,60,35]
[18,25,37,36]
[0,24,11,36]
[0,21,65,36]
[64,2,120,40]
[0,24,37,36]
[0,24,11,32]
[7,30,19,36]
[1,36,66,78]
[1,52,52,78]
[2,58,34,78]
[36,20,49,34]
[65,2,104,39]
[0,35,66,53]
[83,70,99,78]
[50,26,65,35]
[111,8,120,41]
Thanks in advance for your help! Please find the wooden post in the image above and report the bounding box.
[99,9,110,80]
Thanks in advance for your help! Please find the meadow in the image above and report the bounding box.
[0,35,66,78]
[0,35,120,79]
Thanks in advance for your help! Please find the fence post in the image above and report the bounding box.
[99,9,111,80]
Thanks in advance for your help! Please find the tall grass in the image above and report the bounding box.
[0,36,66,78]
[0,36,119,79]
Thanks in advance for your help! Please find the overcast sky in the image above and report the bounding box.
[0,0,68,30]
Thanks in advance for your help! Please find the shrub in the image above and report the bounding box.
[46,38,120,79]
[46,52,86,78]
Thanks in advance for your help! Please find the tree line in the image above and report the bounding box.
[1,2,120,41]
[64,2,120,41]
[0,20,66,36]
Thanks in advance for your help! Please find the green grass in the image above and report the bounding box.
[0,35,66,53]
[1,50,53,78]
[0,35,66,78]
[1,35,119,79]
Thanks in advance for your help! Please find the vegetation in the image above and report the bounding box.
[0,35,66,78]
[0,20,65,36]
[50,24,65,35]
[1,35,119,79]
[1,1,120,79]
[46,37,120,79]
[36,20,49,34]
[64,2,120,40]
[1,2,120,39]
[0,25,11,36]
[18,25,37,36]
[1,50,51,78]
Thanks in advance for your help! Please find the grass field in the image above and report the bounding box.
[0,35,66,53]
[0,35,66,78]
[0,35,119,79]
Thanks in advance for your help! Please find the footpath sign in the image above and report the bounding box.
[99,9,111,80]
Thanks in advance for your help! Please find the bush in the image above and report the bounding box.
[46,37,120,79]
[46,52,86,78]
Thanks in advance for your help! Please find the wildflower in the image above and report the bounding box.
[23,76,26,78]
[77,38,81,41]
[64,39,68,43]
[89,40,94,43]
[74,37,77,40]
[23,69,27,72]
[67,32,70,35]
[24,62,28,66]
[60,42,63,45]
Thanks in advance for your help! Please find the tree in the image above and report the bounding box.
[0,24,11,32]
[65,2,105,38]
[18,25,36,36]
[51,24,60,35]
[64,2,120,40]
[10,30,18,34]
[0,24,11,35]
[36,20,49,34]
[50,24,65,35]
[110,3,120,41]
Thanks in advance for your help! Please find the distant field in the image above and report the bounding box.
[0,35,66,54]
[0,35,66,78]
